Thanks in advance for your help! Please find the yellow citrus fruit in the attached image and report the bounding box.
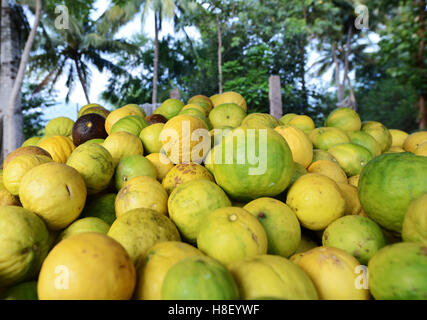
[160,114,209,164]
[162,162,214,194]
[19,162,87,230]
[384,146,406,153]
[181,103,208,116]
[307,160,348,184]
[213,91,247,112]
[403,131,427,153]
[243,197,301,257]
[291,246,370,300]
[209,93,221,106]
[196,207,268,265]
[3,154,52,195]
[0,206,50,287]
[389,129,409,148]
[286,173,346,230]
[288,115,315,134]
[21,136,42,147]
[105,106,143,134]
[134,241,203,300]
[37,232,136,300]
[145,153,174,181]
[309,127,350,151]
[361,121,392,152]
[3,146,51,169]
[115,175,168,217]
[337,182,362,215]
[279,113,297,125]
[414,141,427,156]
[274,125,313,168]
[77,103,104,118]
[107,208,181,266]
[325,107,362,132]
[188,95,213,114]
[348,174,360,187]
[38,136,75,163]
[139,123,164,155]
[228,254,318,300]
[402,193,427,244]
[0,171,20,206]
[102,131,143,166]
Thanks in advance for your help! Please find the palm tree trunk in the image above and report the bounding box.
[3,0,41,159]
[152,11,159,105]
[332,43,344,102]
[217,18,223,94]
[74,58,90,104]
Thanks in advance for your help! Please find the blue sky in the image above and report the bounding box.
[38,0,378,123]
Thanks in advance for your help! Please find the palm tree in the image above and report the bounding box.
[98,0,179,104]
[29,8,139,105]
[1,0,42,160]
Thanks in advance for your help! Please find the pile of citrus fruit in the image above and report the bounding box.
[0,92,426,300]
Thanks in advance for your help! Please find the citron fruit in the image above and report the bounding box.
[102,131,143,167]
[240,113,280,129]
[288,115,315,134]
[0,206,50,287]
[19,162,87,230]
[322,215,386,264]
[38,135,75,163]
[168,179,231,244]
[414,141,427,156]
[209,103,247,129]
[105,106,144,134]
[328,143,373,177]
[162,162,214,194]
[402,193,427,244]
[274,125,313,168]
[80,193,116,225]
[348,130,382,158]
[361,121,392,152]
[145,153,174,181]
[291,246,370,300]
[307,160,348,184]
[243,197,301,257]
[213,91,247,112]
[153,99,184,120]
[66,143,114,195]
[308,127,350,151]
[403,131,427,153]
[3,146,51,168]
[115,175,168,217]
[196,207,268,265]
[56,217,110,242]
[37,232,136,300]
[107,208,180,266]
[336,182,362,215]
[286,173,346,230]
[114,154,157,190]
[139,123,164,155]
[228,254,318,300]
[162,255,239,300]
[325,107,361,132]
[45,117,74,137]
[134,241,203,300]
[389,129,408,148]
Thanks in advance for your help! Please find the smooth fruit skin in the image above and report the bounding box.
[105,106,144,134]
[213,91,247,112]
[72,114,108,146]
[115,175,168,217]
[403,131,427,153]
[275,125,313,168]
[209,103,247,129]
[243,197,301,257]
[228,254,318,300]
[240,113,280,129]
[196,207,268,265]
[154,99,185,120]
[279,113,297,125]
[139,123,164,155]
[114,154,157,190]
[336,182,362,215]
[368,242,427,300]
[348,130,382,158]
[325,107,362,132]
[309,127,350,151]
[414,141,427,156]
[307,160,348,184]
[102,131,144,167]
[287,115,315,134]
[161,256,239,300]
[66,143,115,195]
[402,193,427,244]
[56,217,110,242]
[286,173,346,231]
[291,246,370,300]
[3,146,51,169]
[107,208,181,267]
[388,129,408,148]
[145,153,175,181]
[110,115,149,136]
[328,143,373,177]
[134,241,203,300]
[322,215,387,265]
[211,127,294,201]
[361,121,392,152]
[358,153,427,233]
[0,206,50,287]
[168,179,231,244]
[37,233,136,300]
[38,136,75,163]
[45,117,74,137]
[19,162,87,230]
[80,193,116,225]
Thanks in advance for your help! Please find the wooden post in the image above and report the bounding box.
[269,75,283,119]
[170,88,180,100]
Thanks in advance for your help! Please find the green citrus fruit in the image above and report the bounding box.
[114,154,157,190]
